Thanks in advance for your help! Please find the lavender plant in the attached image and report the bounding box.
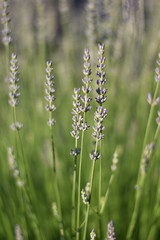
[83,43,107,240]
[9,53,27,179]
[45,61,65,239]
[95,42,107,238]
[71,87,82,237]
[76,48,92,240]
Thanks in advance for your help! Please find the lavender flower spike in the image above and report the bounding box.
[106,221,116,240]
[70,88,83,140]
[9,53,20,107]
[96,43,107,105]
[45,61,56,127]
[81,48,92,114]
[92,106,107,142]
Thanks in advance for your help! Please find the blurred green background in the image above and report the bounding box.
[0,0,160,239]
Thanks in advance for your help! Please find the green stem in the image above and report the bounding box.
[98,141,102,239]
[50,122,65,239]
[76,128,85,240]
[147,126,160,239]
[126,177,144,240]
[13,107,30,186]
[83,160,96,240]
[83,140,98,240]
[72,138,78,239]
[100,174,114,215]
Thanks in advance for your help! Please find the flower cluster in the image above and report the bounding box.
[90,44,107,161]
[90,149,100,161]
[71,88,83,140]
[81,182,90,205]
[9,53,20,107]
[106,220,116,240]
[96,43,107,106]
[90,228,96,240]
[45,61,56,127]
[70,148,81,157]
[8,147,24,188]
[90,107,107,160]
[81,48,92,114]
[111,152,118,172]
[155,53,160,82]
[0,0,12,45]
[141,142,155,176]
[92,106,107,142]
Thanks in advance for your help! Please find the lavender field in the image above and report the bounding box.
[0,0,160,239]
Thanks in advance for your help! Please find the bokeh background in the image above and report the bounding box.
[0,0,160,239]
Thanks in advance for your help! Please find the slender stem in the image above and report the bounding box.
[147,125,160,240]
[154,124,160,141]
[72,138,78,239]
[13,107,30,185]
[98,141,102,239]
[76,128,85,240]
[50,121,65,239]
[83,160,96,240]
[83,140,98,240]
[126,177,144,240]
[100,174,114,215]
[54,174,65,239]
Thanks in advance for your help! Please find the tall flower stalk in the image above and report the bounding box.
[9,53,42,239]
[127,53,160,240]
[45,61,65,239]
[95,43,107,238]
[83,43,107,240]
[83,94,107,240]
[71,88,82,238]
[76,48,92,240]
[9,53,27,181]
